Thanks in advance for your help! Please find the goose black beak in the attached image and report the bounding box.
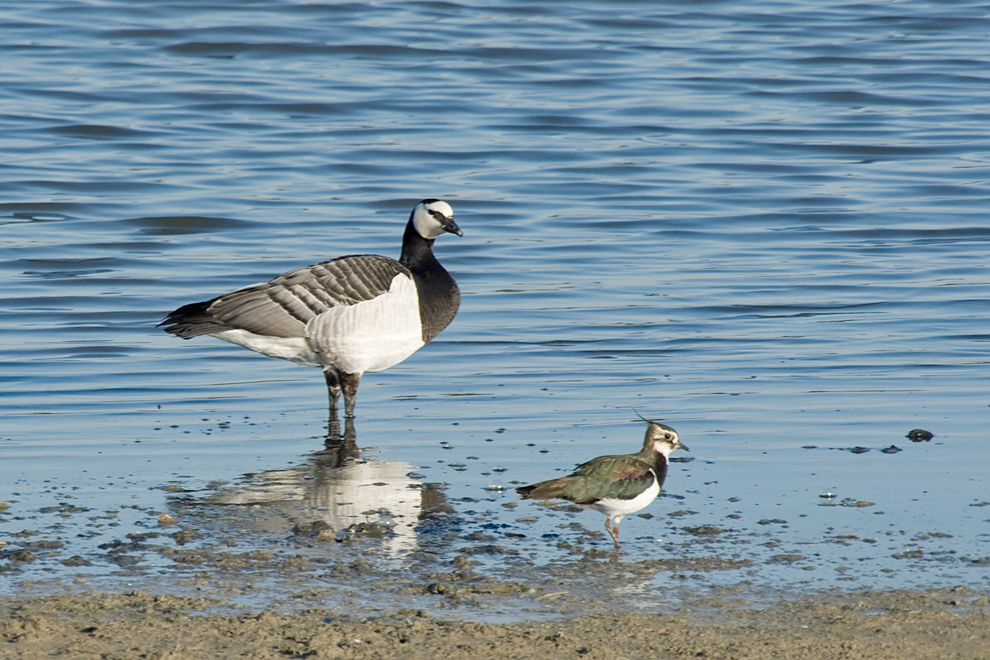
[444,218,463,237]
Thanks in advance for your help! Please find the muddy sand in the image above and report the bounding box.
[2,586,988,659]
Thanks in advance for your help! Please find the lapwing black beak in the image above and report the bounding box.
[679,443,690,452]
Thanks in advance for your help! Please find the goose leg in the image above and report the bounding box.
[324,369,342,418]
[340,372,361,419]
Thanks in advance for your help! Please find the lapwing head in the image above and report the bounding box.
[412,199,461,239]
[644,422,689,457]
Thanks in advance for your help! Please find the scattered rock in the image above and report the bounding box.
[893,549,924,560]
[683,526,731,537]
[62,555,92,567]
[8,550,37,563]
[293,521,336,542]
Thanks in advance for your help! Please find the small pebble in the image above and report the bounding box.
[907,429,934,442]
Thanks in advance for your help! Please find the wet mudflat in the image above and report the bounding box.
[3,438,988,623]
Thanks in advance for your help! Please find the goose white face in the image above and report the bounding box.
[412,200,460,239]
[648,423,689,456]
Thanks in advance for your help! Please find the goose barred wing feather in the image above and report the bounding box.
[162,255,409,339]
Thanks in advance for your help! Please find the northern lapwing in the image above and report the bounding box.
[160,199,462,420]
[516,421,688,549]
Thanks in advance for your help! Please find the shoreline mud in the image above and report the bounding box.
[3,586,989,659]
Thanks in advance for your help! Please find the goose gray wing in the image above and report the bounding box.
[162,255,410,339]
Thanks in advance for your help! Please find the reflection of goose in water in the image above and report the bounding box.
[205,427,451,555]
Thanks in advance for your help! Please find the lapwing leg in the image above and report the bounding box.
[340,372,361,419]
[605,518,621,549]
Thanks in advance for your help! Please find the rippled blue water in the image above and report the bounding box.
[2,0,989,615]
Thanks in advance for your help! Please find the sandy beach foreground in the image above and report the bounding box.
[3,587,988,660]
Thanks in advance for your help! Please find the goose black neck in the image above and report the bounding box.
[399,220,438,272]
[398,218,460,343]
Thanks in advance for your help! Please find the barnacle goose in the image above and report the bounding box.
[160,199,462,419]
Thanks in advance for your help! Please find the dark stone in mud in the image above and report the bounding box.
[821,498,875,508]
[279,555,314,572]
[463,530,496,542]
[22,540,64,551]
[458,544,514,556]
[162,549,207,565]
[7,550,37,563]
[668,510,698,518]
[109,554,141,567]
[893,549,924,560]
[351,559,374,574]
[346,522,392,539]
[39,504,91,515]
[405,571,533,597]
[293,520,336,543]
[330,559,376,577]
[915,532,952,540]
[907,429,934,442]
[881,445,902,454]
[62,555,92,567]
[581,548,613,560]
[13,530,40,538]
[849,446,870,454]
[172,529,198,545]
[683,526,731,536]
